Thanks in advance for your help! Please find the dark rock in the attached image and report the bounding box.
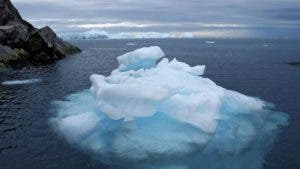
[0,23,31,48]
[34,51,52,63]
[0,31,7,44]
[0,44,31,68]
[0,44,19,67]
[0,0,34,29]
[26,27,56,56]
[26,26,81,62]
[54,37,81,56]
[13,48,30,60]
[0,0,23,25]
[0,0,81,68]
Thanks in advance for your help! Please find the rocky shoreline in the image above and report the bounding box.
[0,0,81,69]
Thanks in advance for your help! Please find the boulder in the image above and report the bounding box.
[0,43,18,64]
[0,23,31,48]
[26,26,81,62]
[54,37,81,56]
[0,0,81,68]
[0,44,31,68]
[26,27,57,59]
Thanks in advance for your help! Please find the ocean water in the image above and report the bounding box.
[0,39,299,169]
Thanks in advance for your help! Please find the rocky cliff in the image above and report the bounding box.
[0,0,81,68]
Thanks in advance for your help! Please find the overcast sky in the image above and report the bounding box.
[11,0,300,38]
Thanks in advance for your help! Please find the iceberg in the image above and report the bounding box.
[59,30,109,40]
[2,79,42,86]
[205,41,215,44]
[59,30,196,40]
[117,46,165,71]
[126,42,137,46]
[52,46,288,169]
[110,32,171,39]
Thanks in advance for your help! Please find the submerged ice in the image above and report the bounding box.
[52,46,288,169]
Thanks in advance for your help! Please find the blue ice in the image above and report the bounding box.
[51,46,288,169]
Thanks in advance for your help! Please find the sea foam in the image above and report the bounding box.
[52,46,288,169]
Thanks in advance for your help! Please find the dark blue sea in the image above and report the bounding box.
[0,39,299,169]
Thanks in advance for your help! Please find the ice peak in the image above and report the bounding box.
[117,46,165,71]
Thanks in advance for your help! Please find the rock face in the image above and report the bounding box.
[0,0,81,68]
[0,43,18,63]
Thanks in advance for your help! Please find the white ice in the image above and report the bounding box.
[117,46,165,71]
[2,79,42,86]
[205,41,215,44]
[59,30,196,40]
[52,46,288,169]
[126,42,137,46]
[59,30,109,40]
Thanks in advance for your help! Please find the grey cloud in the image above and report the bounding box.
[11,0,300,38]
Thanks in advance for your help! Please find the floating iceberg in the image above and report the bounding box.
[126,42,137,46]
[2,79,41,86]
[59,30,196,40]
[59,30,109,40]
[52,46,288,169]
[110,32,171,39]
[205,41,215,44]
[117,46,165,71]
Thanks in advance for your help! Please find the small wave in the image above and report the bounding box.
[2,79,42,86]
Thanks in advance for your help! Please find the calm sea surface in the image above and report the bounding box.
[0,39,300,169]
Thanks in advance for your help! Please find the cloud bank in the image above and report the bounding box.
[12,0,300,38]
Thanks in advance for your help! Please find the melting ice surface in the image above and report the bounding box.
[52,46,288,169]
[2,79,41,86]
